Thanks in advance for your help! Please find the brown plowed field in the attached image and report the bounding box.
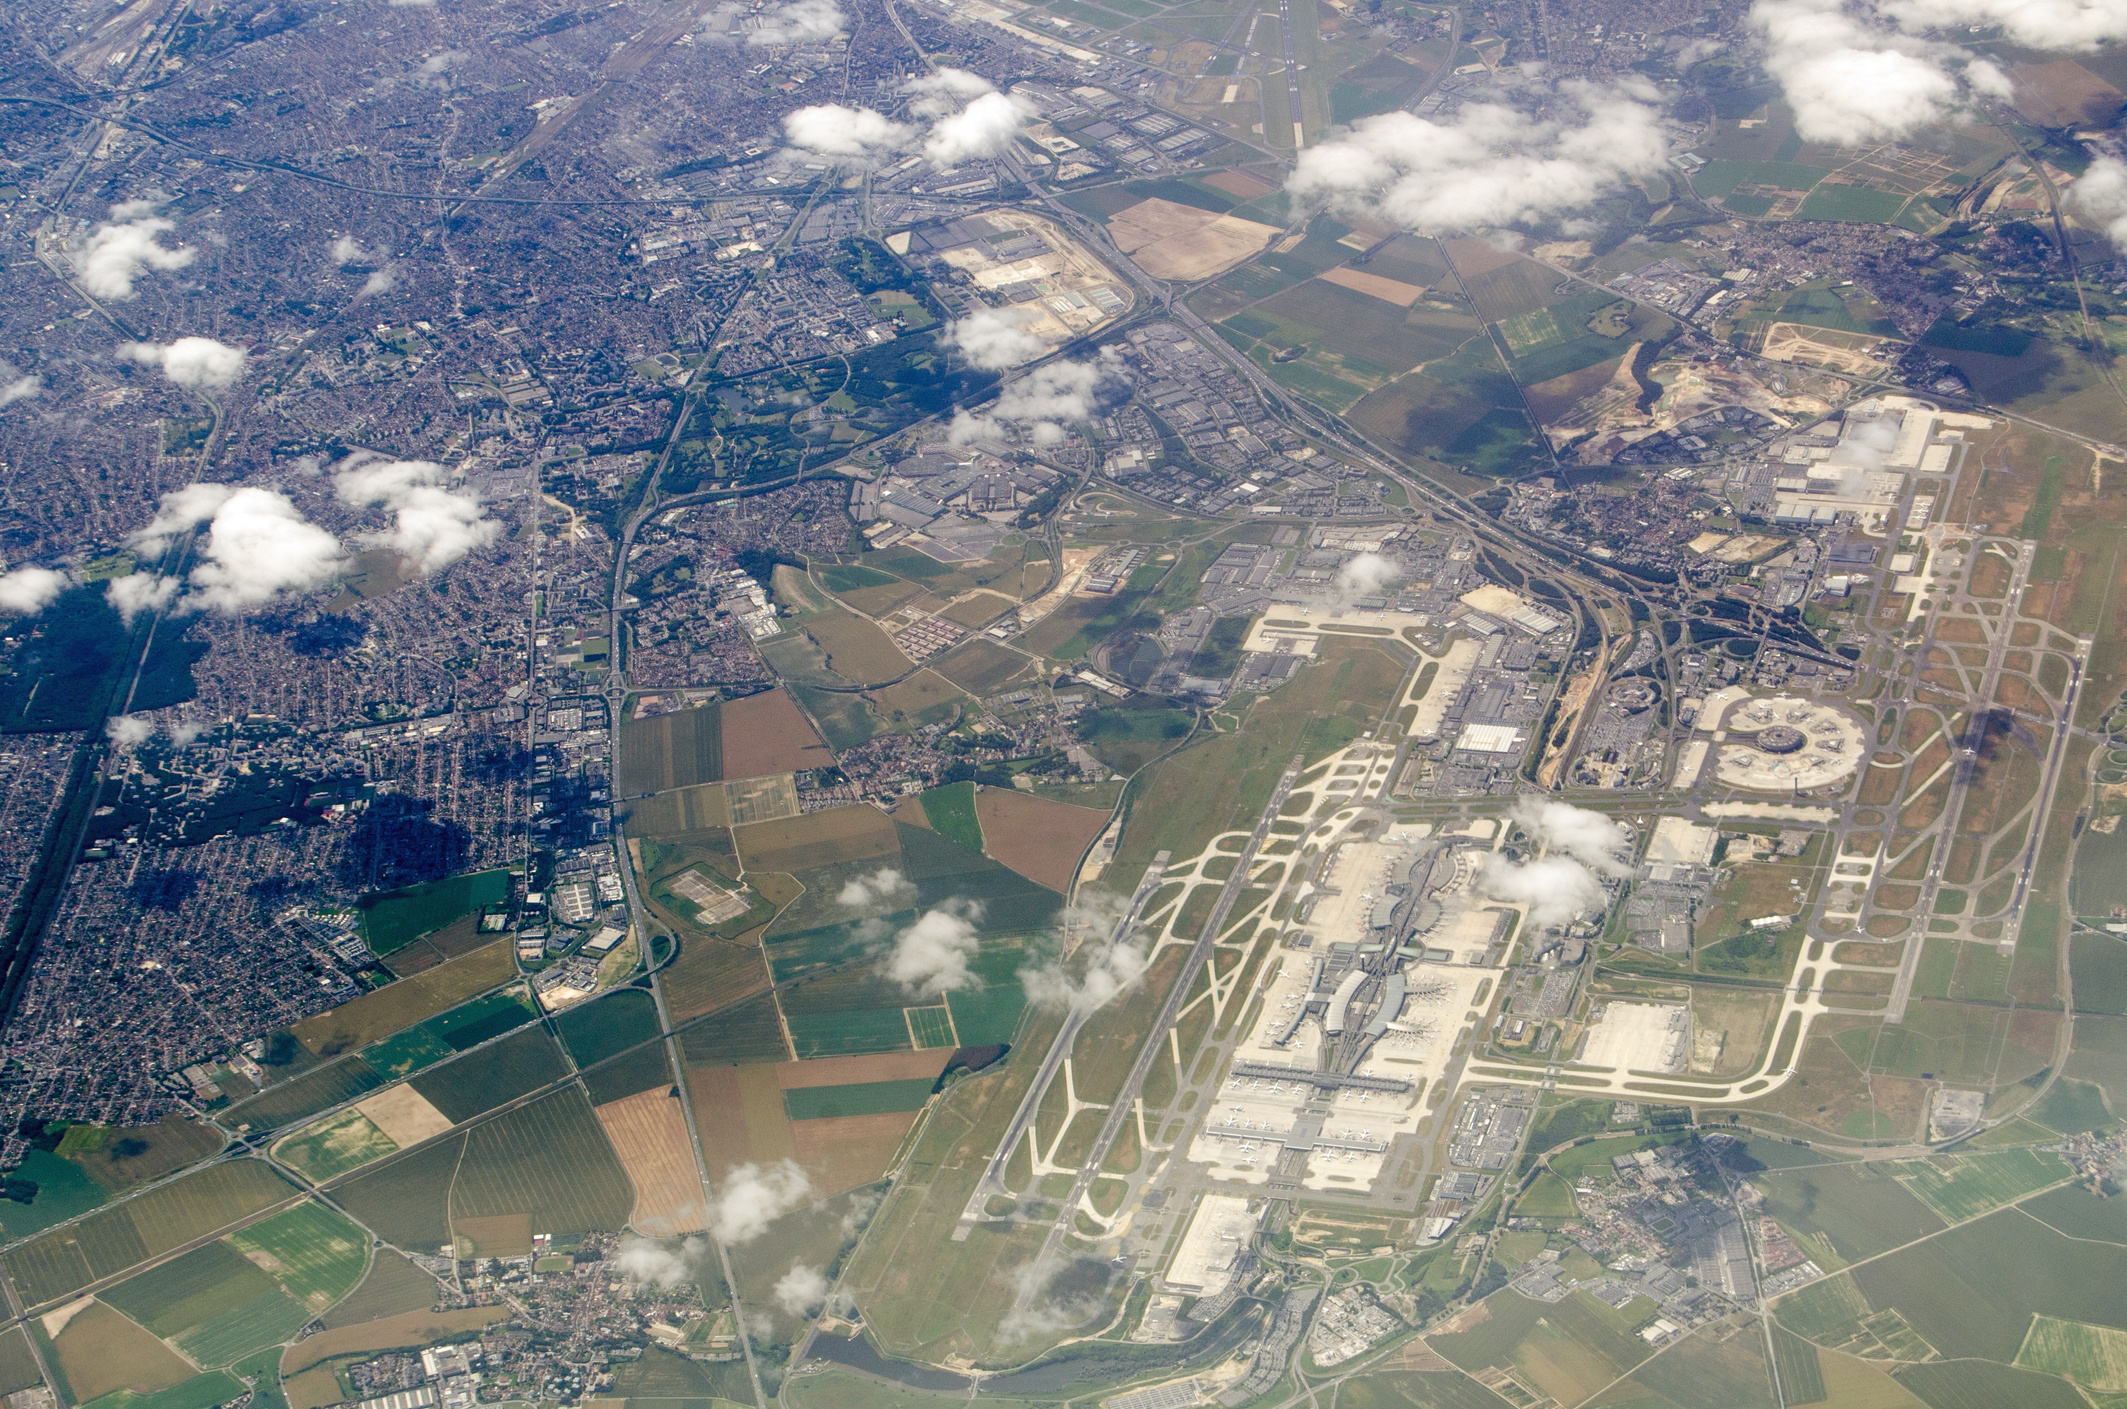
[775,1050,952,1089]
[684,1063,795,1178]
[596,1088,707,1235]
[790,1111,919,1198]
[736,803,898,874]
[721,688,836,777]
[973,789,1111,892]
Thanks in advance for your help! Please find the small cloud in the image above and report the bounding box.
[330,235,373,266]
[0,567,68,615]
[75,213,195,301]
[773,1262,830,1314]
[950,348,1130,446]
[709,1160,813,1243]
[882,902,984,997]
[333,458,499,574]
[122,337,248,390]
[129,485,344,615]
[613,1235,706,1290]
[358,268,397,297]
[838,866,915,907]
[0,361,40,407]
[748,0,846,45]
[943,307,1046,371]
[107,715,154,746]
[1332,551,1400,601]
[106,572,178,625]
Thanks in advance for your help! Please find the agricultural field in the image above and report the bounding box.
[619,701,725,795]
[594,1085,705,1236]
[288,940,516,1058]
[356,869,510,957]
[5,1159,296,1309]
[974,788,1113,893]
[271,1108,400,1183]
[720,687,837,777]
[556,988,664,1068]
[408,1026,570,1124]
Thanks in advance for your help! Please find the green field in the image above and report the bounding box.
[784,1079,938,1121]
[2015,1314,2127,1393]
[1896,1147,2072,1223]
[674,992,790,1068]
[272,1108,399,1183]
[409,1026,570,1124]
[0,1148,109,1240]
[4,1160,295,1309]
[448,1088,635,1239]
[426,989,540,1051]
[1852,1204,2127,1362]
[2071,933,2127,1014]
[905,1005,957,1049]
[557,989,663,1068]
[225,1055,386,1133]
[103,1239,310,1368]
[917,782,983,853]
[79,1371,248,1409]
[785,1008,915,1059]
[1755,1163,1945,1266]
[358,869,510,954]
[228,1201,369,1307]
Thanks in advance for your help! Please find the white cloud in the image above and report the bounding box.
[614,1235,707,1290]
[131,485,344,614]
[74,214,195,300]
[923,90,1035,166]
[0,567,67,615]
[333,458,499,574]
[1477,800,1632,930]
[944,307,1047,371]
[950,348,1130,446]
[133,483,239,552]
[109,196,166,221]
[0,362,39,407]
[106,572,178,625]
[709,1160,813,1243]
[749,0,846,45]
[1511,798,1633,878]
[107,715,154,747]
[783,104,916,162]
[1479,852,1607,929]
[1333,551,1400,601]
[1287,79,1667,234]
[774,1262,830,1314]
[167,717,205,746]
[330,235,373,266]
[781,68,1032,167]
[2072,156,2127,252]
[1020,930,1148,1012]
[838,866,915,907]
[1745,0,2127,146]
[1750,0,1978,145]
[883,902,984,996]
[122,337,248,390]
[907,68,998,117]
[359,268,397,297]
[1879,0,2127,50]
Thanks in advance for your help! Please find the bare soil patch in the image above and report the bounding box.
[974,788,1112,892]
[790,1111,922,1198]
[736,804,898,874]
[596,1088,706,1235]
[721,689,836,777]
[356,1086,455,1145]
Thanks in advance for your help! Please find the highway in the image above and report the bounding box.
[1016,756,1306,1303]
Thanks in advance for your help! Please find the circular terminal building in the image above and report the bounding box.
[1710,695,1868,793]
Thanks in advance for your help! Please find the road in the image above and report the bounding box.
[1017,756,1305,1303]
[954,851,1173,1237]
